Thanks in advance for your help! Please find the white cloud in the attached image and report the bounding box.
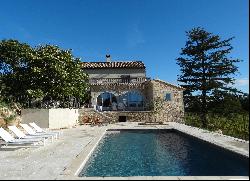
[235,78,249,86]
[127,23,145,48]
[233,78,249,93]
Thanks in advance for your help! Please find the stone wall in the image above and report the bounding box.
[145,79,184,123]
[79,108,153,123]
[103,111,153,122]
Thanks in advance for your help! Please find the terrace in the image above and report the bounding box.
[89,77,149,84]
[0,122,248,180]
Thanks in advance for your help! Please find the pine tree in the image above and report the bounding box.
[176,27,241,128]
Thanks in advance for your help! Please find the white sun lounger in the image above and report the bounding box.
[20,124,56,141]
[0,127,44,146]
[29,122,61,138]
[8,125,50,143]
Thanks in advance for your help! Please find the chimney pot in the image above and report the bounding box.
[106,54,111,62]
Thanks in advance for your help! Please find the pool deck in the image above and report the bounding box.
[0,122,249,180]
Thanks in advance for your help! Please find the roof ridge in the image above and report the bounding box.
[81,61,145,69]
[81,60,143,63]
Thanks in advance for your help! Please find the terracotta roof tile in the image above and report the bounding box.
[81,61,145,69]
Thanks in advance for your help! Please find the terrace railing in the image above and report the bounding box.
[89,77,150,84]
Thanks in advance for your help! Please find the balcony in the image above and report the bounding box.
[89,77,150,84]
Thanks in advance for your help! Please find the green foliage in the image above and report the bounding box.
[176,27,242,127]
[0,98,8,108]
[3,114,16,124]
[185,112,249,141]
[240,94,249,112]
[0,39,33,99]
[29,45,89,102]
[0,39,89,107]
[209,91,247,115]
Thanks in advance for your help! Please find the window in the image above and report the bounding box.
[97,92,117,107]
[119,91,144,107]
[165,93,172,101]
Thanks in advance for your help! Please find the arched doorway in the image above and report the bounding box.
[119,91,144,111]
[97,92,117,111]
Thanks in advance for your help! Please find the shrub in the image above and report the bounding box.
[185,112,249,140]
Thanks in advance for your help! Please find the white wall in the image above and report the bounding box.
[49,109,79,129]
[21,109,49,128]
[21,108,79,129]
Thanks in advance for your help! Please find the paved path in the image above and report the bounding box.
[0,126,105,179]
[0,122,249,180]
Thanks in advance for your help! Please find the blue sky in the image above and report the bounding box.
[0,0,249,93]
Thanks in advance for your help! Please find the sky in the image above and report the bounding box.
[0,0,249,93]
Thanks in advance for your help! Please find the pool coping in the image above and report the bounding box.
[59,127,107,178]
[60,123,249,180]
[169,122,249,158]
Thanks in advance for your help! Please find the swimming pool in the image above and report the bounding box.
[79,129,249,177]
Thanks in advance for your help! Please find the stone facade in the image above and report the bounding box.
[103,111,153,122]
[90,83,146,107]
[81,79,184,123]
[81,57,184,123]
[144,79,185,123]
[79,108,153,123]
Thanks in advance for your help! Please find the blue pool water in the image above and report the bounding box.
[79,129,249,177]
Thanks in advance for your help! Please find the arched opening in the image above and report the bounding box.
[97,92,117,111]
[119,91,144,111]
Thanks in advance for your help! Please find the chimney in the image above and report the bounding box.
[106,54,111,62]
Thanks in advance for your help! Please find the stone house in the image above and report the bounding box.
[81,55,184,123]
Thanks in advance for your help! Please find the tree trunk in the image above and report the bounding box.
[200,55,207,128]
[200,89,207,128]
[200,111,207,128]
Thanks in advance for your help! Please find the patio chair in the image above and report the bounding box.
[112,102,117,111]
[118,102,125,111]
[29,122,61,138]
[20,124,56,141]
[0,127,44,146]
[8,125,51,143]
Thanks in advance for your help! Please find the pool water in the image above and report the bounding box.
[79,129,249,177]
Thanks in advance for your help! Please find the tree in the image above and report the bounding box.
[209,91,244,115]
[176,27,241,128]
[0,39,89,108]
[30,45,89,106]
[0,39,33,100]
[240,93,249,112]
